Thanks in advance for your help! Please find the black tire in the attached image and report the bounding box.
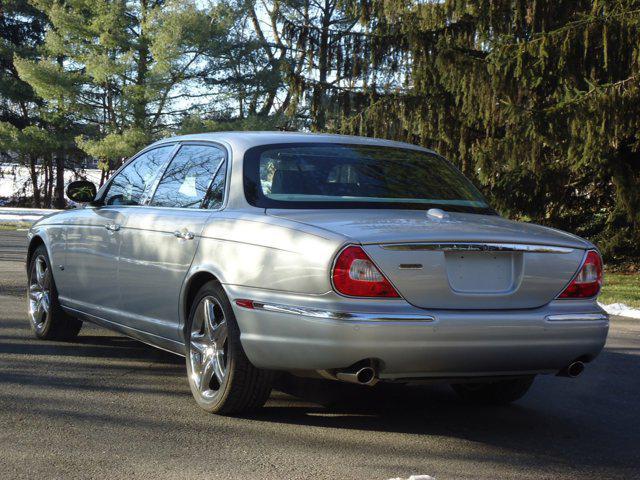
[451,376,534,404]
[27,244,82,340]
[185,281,274,415]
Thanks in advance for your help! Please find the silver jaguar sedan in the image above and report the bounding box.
[26,132,609,414]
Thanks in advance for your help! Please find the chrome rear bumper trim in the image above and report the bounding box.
[238,301,435,322]
[546,313,608,322]
[380,242,574,254]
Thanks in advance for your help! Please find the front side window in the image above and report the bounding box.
[243,143,493,214]
[103,145,174,206]
[150,144,225,209]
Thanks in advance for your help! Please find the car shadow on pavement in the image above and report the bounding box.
[0,328,186,399]
[249,364,639,472]
[0,329,183,363]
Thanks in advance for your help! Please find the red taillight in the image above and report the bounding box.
[558,250,603,299]
[332,245,400,298]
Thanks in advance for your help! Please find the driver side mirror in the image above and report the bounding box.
[66,180,97,204]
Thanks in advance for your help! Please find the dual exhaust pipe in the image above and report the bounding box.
[558,360,585,378]
[335,366,378,386]
[334,360,586,385]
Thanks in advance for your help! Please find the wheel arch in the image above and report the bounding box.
[181,270,224,340]
[26,234,46,270]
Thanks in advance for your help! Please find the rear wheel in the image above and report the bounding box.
[451,376,534,404]
[185,281,273,414]
[27,245,82,340]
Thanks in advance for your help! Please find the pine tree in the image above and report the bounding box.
[14,0,232,175]
[0,0,58,207]
[328,0,640,260]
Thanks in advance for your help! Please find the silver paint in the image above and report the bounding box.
[27,132,609,378]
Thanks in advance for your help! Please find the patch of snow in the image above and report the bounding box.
[0,207,60,224]
[599,302,640,319]
[0,164,101,198]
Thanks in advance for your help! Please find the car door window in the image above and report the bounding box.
[203,161,227,210]
[150,144,225,209]
[103,146,174,206]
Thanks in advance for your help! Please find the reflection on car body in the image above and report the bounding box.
[26,132,608,414]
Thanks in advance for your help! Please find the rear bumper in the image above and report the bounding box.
[227,286,609,379]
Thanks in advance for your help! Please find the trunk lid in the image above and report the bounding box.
[268,209,590,309]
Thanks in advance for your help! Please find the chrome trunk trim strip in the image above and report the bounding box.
[239,301,435,322]
[380,242,574,254]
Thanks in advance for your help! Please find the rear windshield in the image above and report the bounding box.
[243,143,493,214]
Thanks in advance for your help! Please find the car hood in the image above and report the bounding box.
[266,209,592,249]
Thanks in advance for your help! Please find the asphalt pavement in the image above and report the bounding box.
[0,228,27,262]
[0,230,638,479]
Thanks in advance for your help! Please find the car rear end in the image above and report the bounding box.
[232,139,609,384]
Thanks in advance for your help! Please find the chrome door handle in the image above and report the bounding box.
[173,229,195,240]
[105,223,120,232]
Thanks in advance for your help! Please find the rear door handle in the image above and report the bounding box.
[173,229,195,240]
[105,223,120,232]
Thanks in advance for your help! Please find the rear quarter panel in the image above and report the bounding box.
[189,212,346,294]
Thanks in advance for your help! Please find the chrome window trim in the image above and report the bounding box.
[237,300,435,323]
[380,242,574,254]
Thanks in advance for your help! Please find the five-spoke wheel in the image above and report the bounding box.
[28,255,51,335]
[189,297,229,399]
[185,281,273,414]
[27,244,82,340]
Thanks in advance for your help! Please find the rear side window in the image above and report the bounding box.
[150,144,225,209]
[103,146,174,206]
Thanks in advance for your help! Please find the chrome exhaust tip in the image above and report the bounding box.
[558,361,585,378]
[335,366,378,386]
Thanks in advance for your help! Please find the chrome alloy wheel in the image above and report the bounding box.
[189,296,229,399]
[28,254,51,334]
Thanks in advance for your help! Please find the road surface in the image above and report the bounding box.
[0,230,638,479]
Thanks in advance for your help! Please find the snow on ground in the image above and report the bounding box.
[0,164,102,199]
[599,302,640,319]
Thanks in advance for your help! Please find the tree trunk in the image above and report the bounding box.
[46,154,54,206]
[312,0,332,131]
[28,155,41,208]
[53,151,65,209]
[43,155,50,207]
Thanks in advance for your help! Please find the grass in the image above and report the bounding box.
[600,272,640,309]
[0,222,31,230]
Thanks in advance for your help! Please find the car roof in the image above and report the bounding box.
[150,131,436,154]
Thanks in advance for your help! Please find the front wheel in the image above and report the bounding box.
[185,281,274,414]
[451,376,535,404]
[27,244,82,340]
